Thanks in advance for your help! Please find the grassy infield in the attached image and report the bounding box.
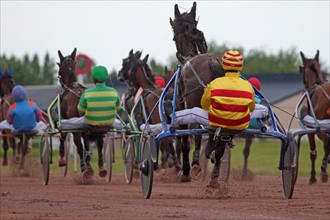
[0,137,326,178]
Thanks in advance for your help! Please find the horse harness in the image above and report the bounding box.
[181,54,223,98]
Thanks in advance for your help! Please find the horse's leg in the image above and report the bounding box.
[164,139,182,172]
[72,134,87,173]
[175,137,182,165]
[58,133,67,167]
[179,135,192,182]
[320,135,329,183]
[207,140,226,188]
[241,137,253,179]
[159,141,168,169]
[192,134,202,166]
[190,134,202,178]
[10,136,19,164]
[308,134,317,184]
[81,135,93,176]
[19,136,29,171]
[2,135,9,166]
[97,137,107,177]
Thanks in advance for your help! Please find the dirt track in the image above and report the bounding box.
[1,160,330,220]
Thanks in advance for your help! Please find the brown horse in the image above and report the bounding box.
[0,68,17,166]
[170,2,226,181]
[300,50,330,184]
[169,1,207,64]
[118,49,181,171]
[57,48,107,178]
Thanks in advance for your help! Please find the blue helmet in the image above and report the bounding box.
[12,85,27,102]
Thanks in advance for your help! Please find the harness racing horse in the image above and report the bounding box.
[170,2,219,181]
[0,68,17,166]
[118,50,181,172]
[300,50,330,184]
[57,48,108,178]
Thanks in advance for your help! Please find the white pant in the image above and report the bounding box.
[0,120,48,134]
[59,117,125,130]
[302,115,330,130]
[140,104,269,135]
[173,104,269,126]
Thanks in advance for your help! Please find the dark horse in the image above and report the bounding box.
[57,48,107,178]
[300,50,330,184]
[170,2,223,181]
[0,68,17,166]
[117,49,181,172]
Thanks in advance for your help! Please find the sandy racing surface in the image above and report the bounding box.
[1,160,330,220]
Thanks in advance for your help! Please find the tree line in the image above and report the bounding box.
[1,41,327,86]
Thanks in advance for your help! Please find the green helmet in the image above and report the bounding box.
[91,65,108,81]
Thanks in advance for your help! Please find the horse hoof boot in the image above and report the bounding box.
[207,178,220,188]
[210,151,216,164]
[321,173,328,183]
[58,158,66,167]
[99,167,107,178]
[190,164,202,180]
[309,178,317,185]
[82,167,94,179]
[2,159,8,166]
[179,173,192,182]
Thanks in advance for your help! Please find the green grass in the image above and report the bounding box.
[0,137,328,177]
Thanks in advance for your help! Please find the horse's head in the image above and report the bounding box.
[0,67,16,96]
[170,2,197,35]
[57,48,78,88]
[118,50,156,94]
[169,2,207,63]
[300,50,323,90]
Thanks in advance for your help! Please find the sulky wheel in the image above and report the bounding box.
[104,138,114,183]
[140,135,154,199]
[219,144,231,182]
[123,137,134,184]
[61,134,71,177]
[41,134,50,185]
[282,131,298,199]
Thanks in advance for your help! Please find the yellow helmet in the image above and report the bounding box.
[221,50,244,71]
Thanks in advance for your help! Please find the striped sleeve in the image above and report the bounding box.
[77,92,87,115]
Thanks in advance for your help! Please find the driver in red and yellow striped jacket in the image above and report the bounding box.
[201,50,255,162]
[201,50,255,130]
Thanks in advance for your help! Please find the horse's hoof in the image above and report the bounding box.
[321,173,328,183]
[2,160,8,166]
[207,178,220,188]
[13,157,20,164]
[82,167,94,180]
[179,173,192,182]
[167,157,175,168]
[190,164,202,180]
[134,170,140,179]
[99,167,107,178]
[58,158,66,167]
[175,165,182,173]
[309,178,317,185]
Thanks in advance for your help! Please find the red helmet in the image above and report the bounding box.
[154,75,166,88]
[248,77,261,90]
